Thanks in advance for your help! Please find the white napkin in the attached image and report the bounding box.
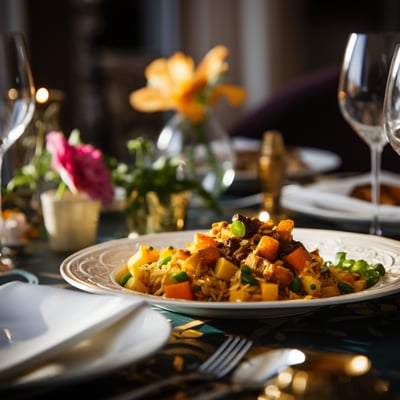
[283,183,400,216]
[0,282,146,378]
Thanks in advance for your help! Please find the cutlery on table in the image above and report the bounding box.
[187,347,304,400]
[106,334,252,400]
[188,348,392,400]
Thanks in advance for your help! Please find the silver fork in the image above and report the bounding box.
[108,334,253,400]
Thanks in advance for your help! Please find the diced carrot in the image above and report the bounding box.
[276,219,294,241]
[199,246,221,267]
[193,232,218,249]
[283,246,311,273]
[164,281,194,300]
[254,235,280,261]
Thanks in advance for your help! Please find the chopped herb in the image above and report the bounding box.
[240,265,252,275]
[171,270,189,282]
[158,255,172,266]
[120,271,132,286]
[240,265,258,285]
[338,281,354,293]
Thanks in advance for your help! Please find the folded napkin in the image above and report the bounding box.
[0,282,146,378]
[283,184,400,217]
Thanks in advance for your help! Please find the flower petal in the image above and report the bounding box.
[145,58,173,92]
[196,45,229,80]
[168,52,195,85]
[129,87,174,112]
[210,84,247,106]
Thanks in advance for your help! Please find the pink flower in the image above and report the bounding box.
[46,131,114,206]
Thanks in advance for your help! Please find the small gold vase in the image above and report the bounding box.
[126,191,191,236]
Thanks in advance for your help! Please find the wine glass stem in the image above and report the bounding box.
[0,152,3,227]
[369,145,383,236]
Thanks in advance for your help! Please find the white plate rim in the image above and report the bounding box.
[0,282,145,376]
[234,145,341,180]
[60,229,400,319]
[281,172,400,223]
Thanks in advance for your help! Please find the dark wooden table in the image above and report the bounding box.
[1,200,400,400]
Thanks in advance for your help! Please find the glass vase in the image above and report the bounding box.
[40,190,101,253]
[156,111,235,196]
[126,191,191,236]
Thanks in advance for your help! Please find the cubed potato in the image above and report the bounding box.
[182,252,202,275]
[229,289,250,302]
[214,257,239,281]
[300,275,321,297]
[320,285,341,298]
[127,245,160,271]
[261,282,279,301]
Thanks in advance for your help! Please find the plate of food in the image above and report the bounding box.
[60,215,400,319]
[231,137,341,193]
[281,171,400,223]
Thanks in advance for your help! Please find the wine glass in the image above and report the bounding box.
[383,44,400,159]
[0,33,35,267]
[338,32,400,236]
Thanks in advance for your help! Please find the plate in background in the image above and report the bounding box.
[281,171,400,223]
[231,138,341,193]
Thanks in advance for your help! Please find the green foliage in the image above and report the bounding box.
[105,137,221,217]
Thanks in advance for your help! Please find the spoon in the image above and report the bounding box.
[188,347,305,400]
[189,348,392,400]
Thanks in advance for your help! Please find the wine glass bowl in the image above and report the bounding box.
[0,33,35,262]
[338,32,400,235]
[384,44,400,156]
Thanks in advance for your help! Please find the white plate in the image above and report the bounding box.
[0,282,171,387]
[60,229,400,319]
[282,171,400,223]
[232,138,341,179]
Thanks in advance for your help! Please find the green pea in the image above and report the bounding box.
[120,271,132,286]
[290,277,302,292]
[171,270,189,282]
[231,220,246,238]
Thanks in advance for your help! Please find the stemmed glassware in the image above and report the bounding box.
[383,44,400,161]
[0,33,35,266]
[338,32,400,236]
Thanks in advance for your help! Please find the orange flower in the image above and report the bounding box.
[129,45,246,123]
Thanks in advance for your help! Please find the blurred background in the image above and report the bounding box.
[1,0,400,171]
